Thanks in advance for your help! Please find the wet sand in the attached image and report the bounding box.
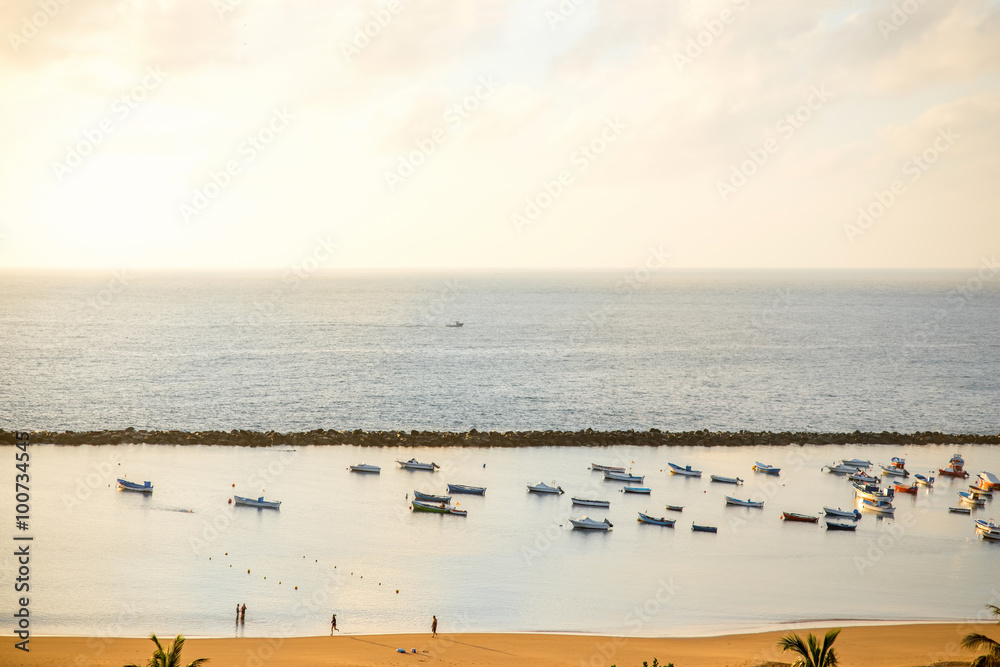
[3,623,989,666]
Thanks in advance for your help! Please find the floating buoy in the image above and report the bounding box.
[228,499,232,504]
[295,586,298,590]
[248,569,250,573]
[209,557,211,560]
[225,552,228,555]
[396,589,399,594]
[264,576,266,579]
[232,483,235,487]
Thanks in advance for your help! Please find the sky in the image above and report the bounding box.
[1,0,998,270]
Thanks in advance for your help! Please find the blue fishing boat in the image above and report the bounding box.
[447,484,486,495]
[413,490,451,503]
[637,512,675,527]
[753,462,780,475]
[234,495,281,509]
[117,478,153,493]
[826,521,857,531]
[621,487,651,494]
[667,462,702,477]
[692,523,718,533]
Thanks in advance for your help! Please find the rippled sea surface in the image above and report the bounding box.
[1,270,998,433]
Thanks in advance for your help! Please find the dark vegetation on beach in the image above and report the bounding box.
[1,428,998,447]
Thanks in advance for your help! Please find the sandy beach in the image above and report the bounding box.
[3,623,990,667]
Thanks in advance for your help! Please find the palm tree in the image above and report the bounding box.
[962,605,1000,667]
[124,634,208,667]
[777,628,841,667]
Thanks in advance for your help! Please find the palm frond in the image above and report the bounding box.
[963,634,1000,652]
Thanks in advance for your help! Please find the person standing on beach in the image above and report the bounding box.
[236,604,240,622]
[240,603,246,623]
[431,615,437,637]
[331,614,338,633]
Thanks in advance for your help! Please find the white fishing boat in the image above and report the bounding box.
[445,321,464,327]
[880,464,908,478]
[396,459,439,471]
[974,519,1000,534]
[842,458,873,468]
[571,497,610,508]
[667,462,702,477]
[980,530,1000,542]
[527,482,564,494]
[914,474,934,487]
[234,495,281,509]
[604,471,644,483]
[824,462,865,474]
[855,485,894,503]
[570,516,613,531]
[978,472,1000,491]
[591,463,626,473]
[958,491,987,506]
[725,496,764,508]
[848,471,880,484]
[824,507,862,520]
[349,463,381,473]
[710,474,743,485]
[970,485,994,497]
[860,498,894,515]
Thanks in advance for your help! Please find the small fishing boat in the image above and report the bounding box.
[974,519,1000,534]
[939,453,970,478]
[726,496,764,508]
[848,471,880,484]
[234,495,281,509]
[604,471,644,483]
[854,483,894,503]
[949,506,972,514]
[692,523,718,533]
[710,474,743,485]
[448,507,467,517]
[570,516,613,531]
[893,481,918,494]
[396,459,439,471]
[880,464,908,478]
[621,487,651,494]
[958,491,987,506]
[411,500,452,513]
[572,497,610,508]
[782,512,819,523]
[117,478,153,493]
[980,530,1000,542]
[824,507,862,520]
[914,474,934,487]
[860,498,894,515]
[637,512,675,527]
[445,321,464,327]
[667,462,702,477]
[824,462,864,474]
[413,490,451,503]
[826,521,858,531]
[665,504,684,512]
[447,484,486,495]
[591,463,626,473]
[527,482,564,494]
[842,458,873,468]
[349,463,381,473]
[753,462,780,476]
[978,472,1000,491]
[890,456,906,469]
[970,485,994,497]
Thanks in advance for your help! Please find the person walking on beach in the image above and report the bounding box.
[431,615,438,637]
[240,603,246,623]
[236,604,240,622]
[331,613,338,633]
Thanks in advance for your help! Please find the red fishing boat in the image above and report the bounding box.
[781,512,819,523]
[938,453,970,478]
[893,481,918,494]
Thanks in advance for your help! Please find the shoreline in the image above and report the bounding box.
[2,623,991,666]
[3,428,999,447]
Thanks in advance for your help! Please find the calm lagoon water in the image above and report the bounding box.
[2,442,997,638]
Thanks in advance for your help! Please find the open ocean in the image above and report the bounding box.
[0,270,998,638]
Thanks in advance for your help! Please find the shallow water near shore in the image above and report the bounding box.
[3,442,998,638]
